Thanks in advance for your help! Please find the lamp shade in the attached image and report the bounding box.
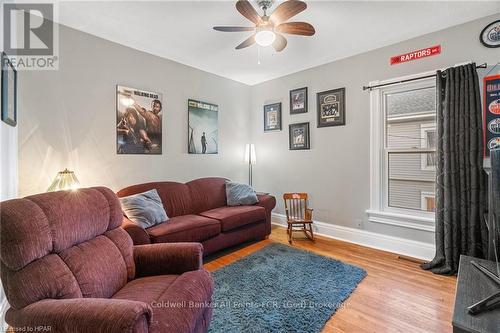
[47,169,80,192]
[244,144,256,165]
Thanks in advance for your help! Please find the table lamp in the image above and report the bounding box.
[47,169,80,192]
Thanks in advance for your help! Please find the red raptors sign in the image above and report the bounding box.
[390,45,441,65]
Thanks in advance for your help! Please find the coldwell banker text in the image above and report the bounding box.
[2,3,59,70]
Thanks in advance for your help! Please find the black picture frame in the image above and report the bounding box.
[290,87,308,114]
[317,88,345,128]
[480,19,500,48]
[1,52,17,127]
[289,122,310,150]
[264,102,282,131]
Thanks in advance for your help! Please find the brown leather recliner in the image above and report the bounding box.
[0,187,213,333]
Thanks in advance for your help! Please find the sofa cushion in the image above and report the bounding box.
[112,270,214,333]
[59,235,128,298]
[146,215,220,243]
[119,189,168,228]
[187,178,227,214]
[22,187,123,253]
[200,206,266,232]
[117,182,194,218]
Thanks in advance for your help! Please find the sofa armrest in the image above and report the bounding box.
[122,216,151,245]
[134,242,203,277]
[255,194,276,237]
[6,298,152,333]
[256,194,276,214]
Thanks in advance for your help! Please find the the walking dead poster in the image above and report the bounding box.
[116,85,162,154]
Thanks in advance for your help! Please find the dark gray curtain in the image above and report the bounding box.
[421,63,487,275]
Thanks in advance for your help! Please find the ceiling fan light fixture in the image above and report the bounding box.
[214,0,313,51]
[255,30,276,47]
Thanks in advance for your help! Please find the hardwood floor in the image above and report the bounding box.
[204,225,456,333]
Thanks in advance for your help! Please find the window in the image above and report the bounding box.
[420,123,437,170]
[421,191,436,212]
[367,74,436,232]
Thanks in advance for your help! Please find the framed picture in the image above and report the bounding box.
[484,74,500,157]
[1,52,17,127]
[317,88,346,127]
[480,19,500,48]
[188,99,218,154]
[116,85,163,154]
[264,102,282,131]
[290,87,308,114]
[289,122,310,150]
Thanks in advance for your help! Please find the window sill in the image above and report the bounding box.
[366,209,435,232]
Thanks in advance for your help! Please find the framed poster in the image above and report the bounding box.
[116,85,162,154]
[290,87,308,114]
[484,74,500,157]
[188,99,218,154]
[264,102,282,131]
[289,122,310,150]
[317,88,345,127]
[1,52,17,127]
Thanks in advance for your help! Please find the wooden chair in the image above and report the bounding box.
[283,193,314,244]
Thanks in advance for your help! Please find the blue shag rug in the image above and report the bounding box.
[208,243,366,333]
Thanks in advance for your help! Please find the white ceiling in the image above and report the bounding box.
[55,1,499,85]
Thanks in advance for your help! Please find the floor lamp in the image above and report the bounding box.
[244,144,256,187]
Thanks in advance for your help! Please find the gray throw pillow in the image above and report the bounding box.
[226,181,258,206]
[119,189,168,228]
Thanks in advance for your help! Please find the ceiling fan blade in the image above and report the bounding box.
[213,26,256,32]
[236,0,261,24]
[269,0,307,25]
[275,22,315,36]
[272,33,287,52]
[236,34,256,49]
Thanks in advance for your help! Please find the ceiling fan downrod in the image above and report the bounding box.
[257,0,274,16]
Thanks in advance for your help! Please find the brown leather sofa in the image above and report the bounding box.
[0,187,213,333]
[117,177,276,256]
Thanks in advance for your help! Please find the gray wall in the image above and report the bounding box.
[18,23,251,196]
[249,14,499,244]
[17,15,499,244]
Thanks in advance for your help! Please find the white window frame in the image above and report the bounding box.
[420,191,436,211]
[367,72,436,232]
[420,123,437,171]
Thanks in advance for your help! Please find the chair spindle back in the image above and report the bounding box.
[283,193,308,221]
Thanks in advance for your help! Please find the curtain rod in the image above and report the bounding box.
[363,63,488,91]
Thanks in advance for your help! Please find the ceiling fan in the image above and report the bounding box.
[213,0,315,52]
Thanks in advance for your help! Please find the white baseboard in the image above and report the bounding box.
[271,213,435,261]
